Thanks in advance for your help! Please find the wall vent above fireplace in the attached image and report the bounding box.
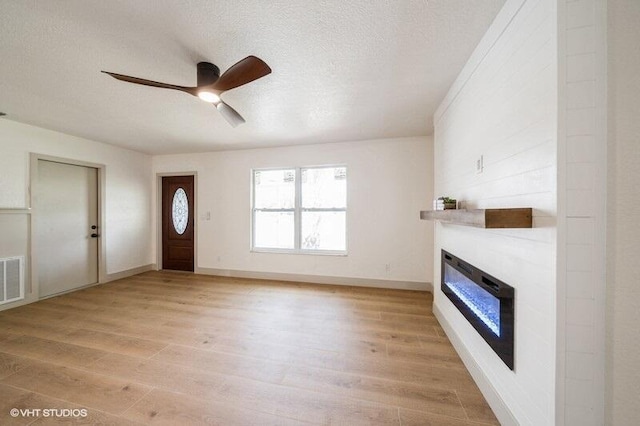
[441,250,514,369]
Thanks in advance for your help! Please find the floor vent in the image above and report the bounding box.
[0,256,24,305]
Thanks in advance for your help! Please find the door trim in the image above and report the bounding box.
[156,172,198,271]
[29,154,106,298]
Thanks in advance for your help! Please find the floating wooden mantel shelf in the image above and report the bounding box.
[420,208,533,228]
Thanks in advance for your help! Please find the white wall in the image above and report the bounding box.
[606,0,640,423]
[432,0,558,424]
[152,136,433,289]
[0,119,153,303]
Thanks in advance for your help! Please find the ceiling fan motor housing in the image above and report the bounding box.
[197,62,220,87]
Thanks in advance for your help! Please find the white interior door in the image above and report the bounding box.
[37,160,99,298]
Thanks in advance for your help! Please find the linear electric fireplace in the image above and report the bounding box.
[441,250,515,370]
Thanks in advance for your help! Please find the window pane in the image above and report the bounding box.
[301,211,346,251]
[254,169,295,209]
[301,167,346,208]
[254,211,294,249]
[171,188,189,235]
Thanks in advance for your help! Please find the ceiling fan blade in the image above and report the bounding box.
[102,71,197,95]
[216,101,246,127]
[212,56,271,92]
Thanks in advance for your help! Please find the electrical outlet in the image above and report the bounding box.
[385,263,391,273]
[476,155,484,174]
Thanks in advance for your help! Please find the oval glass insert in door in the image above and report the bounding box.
[171,188,189,235]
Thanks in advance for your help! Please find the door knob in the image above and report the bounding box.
[91,225,97,230]
[91,233,99,238]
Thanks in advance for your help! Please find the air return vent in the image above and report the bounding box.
[0,256,24,305]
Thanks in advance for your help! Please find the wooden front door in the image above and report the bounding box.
[162,176,194,271]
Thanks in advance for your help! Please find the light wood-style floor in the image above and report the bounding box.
[0,271,499,425]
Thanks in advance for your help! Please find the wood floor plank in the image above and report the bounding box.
[85,353,401,425]
[0,329,16,342]
[380,311,438,322]
[387,341,466,369]
[209,373,402,425]
[60,288,381,322]
[66,285,393,329]
[208,334,346,365]
[0,312,73,340]
[282,365,468,419]
[185,332,480,392]
[456,390,500,425]
[0,383,78,426]
[160,319,392,357]
[0,271,497,425]
[162,317,428,349]
[1,360,152,415]
[0,352,36,380]
[100,276,430,314]
[302,354,480,392]
[129,273,428,305]
[151,344,290,384]
[0,335,107,368]
[30,299,165,332]
[23,304,139,334]
[30,411,142,425]
[84,352,230,398]
[122,388,310,426]
[0,383,141,426]
[110,323,221,349]
[62,329,168,358]
[399,407,493,426]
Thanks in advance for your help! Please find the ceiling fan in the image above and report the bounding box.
[102,56,271,127]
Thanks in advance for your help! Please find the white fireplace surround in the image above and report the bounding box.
[432,0,608,424]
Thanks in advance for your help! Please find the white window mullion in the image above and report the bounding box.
[294,167,302,250]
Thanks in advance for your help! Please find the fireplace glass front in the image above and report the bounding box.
[441,250,514,370]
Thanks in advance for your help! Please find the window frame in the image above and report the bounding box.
[251,165,347,256]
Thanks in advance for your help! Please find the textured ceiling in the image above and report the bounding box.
[0,0,505,154]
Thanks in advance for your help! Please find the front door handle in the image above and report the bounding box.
[91,233,100,238]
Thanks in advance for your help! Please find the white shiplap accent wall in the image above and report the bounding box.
[559,0,607,424]
[432,0,557,424]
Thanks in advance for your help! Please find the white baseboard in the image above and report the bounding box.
[195,267,431,291]
[0,264,156,311]
[104,263,156,283]
[0,294,37,312]
[433,303,518,426]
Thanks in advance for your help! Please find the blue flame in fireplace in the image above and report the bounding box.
[444,264,500,336]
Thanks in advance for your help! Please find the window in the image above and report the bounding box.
[171,188,189,235]
[252,166,347,254]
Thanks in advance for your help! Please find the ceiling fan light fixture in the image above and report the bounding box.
[197,90,220,103]
[103,56,271,127]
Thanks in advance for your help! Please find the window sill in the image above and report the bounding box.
[251,248,348,257]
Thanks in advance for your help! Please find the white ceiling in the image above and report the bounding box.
[0,0,505,154]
